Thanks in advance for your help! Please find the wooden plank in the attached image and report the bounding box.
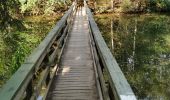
[49,96,90,100]
[86,6,136,100]
[48,93,91,97]
[50,89,95,93]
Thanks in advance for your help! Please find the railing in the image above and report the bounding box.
[86,4,137,100]
[0,2,76,100]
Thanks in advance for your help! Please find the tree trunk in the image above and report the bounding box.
[111,18,114,51]
[111,0,114,10]
[132,18,137,70]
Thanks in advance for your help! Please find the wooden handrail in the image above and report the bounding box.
[0,2,76,100]
[86,5,137,100]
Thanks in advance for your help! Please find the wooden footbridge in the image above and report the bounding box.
[0,2,136,100]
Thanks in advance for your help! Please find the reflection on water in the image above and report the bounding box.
[95,13,170,100]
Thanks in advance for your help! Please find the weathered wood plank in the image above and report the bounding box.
[50,96,90,99]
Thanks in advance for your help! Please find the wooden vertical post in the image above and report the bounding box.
[24,80,33,100]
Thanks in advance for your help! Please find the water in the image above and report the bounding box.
[94,13,170,100]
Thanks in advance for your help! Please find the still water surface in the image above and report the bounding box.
[95,13,170,100]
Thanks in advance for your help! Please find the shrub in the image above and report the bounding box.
[121,0,133,12]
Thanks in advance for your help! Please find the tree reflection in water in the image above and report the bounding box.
[95,13,170,100]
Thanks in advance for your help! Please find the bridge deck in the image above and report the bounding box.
[46,7,99,100]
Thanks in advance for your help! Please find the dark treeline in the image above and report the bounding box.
[0,0,22,30]
[93,0,170,13]
[0,0,71,30]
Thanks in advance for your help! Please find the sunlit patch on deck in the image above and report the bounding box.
[61,66,70,76]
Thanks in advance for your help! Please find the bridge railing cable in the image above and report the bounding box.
[0,2,76,100]
[86,3,137,100]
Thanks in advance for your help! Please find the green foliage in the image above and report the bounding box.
[10,33,31,73]
[0,0,23,30]
[20,0,38,13]
[139,0,170,12]
[95,0,170,12]
[121,0,133,12]
[149,0,170,11]
[20,0,71,15]
[0,15,61,87]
